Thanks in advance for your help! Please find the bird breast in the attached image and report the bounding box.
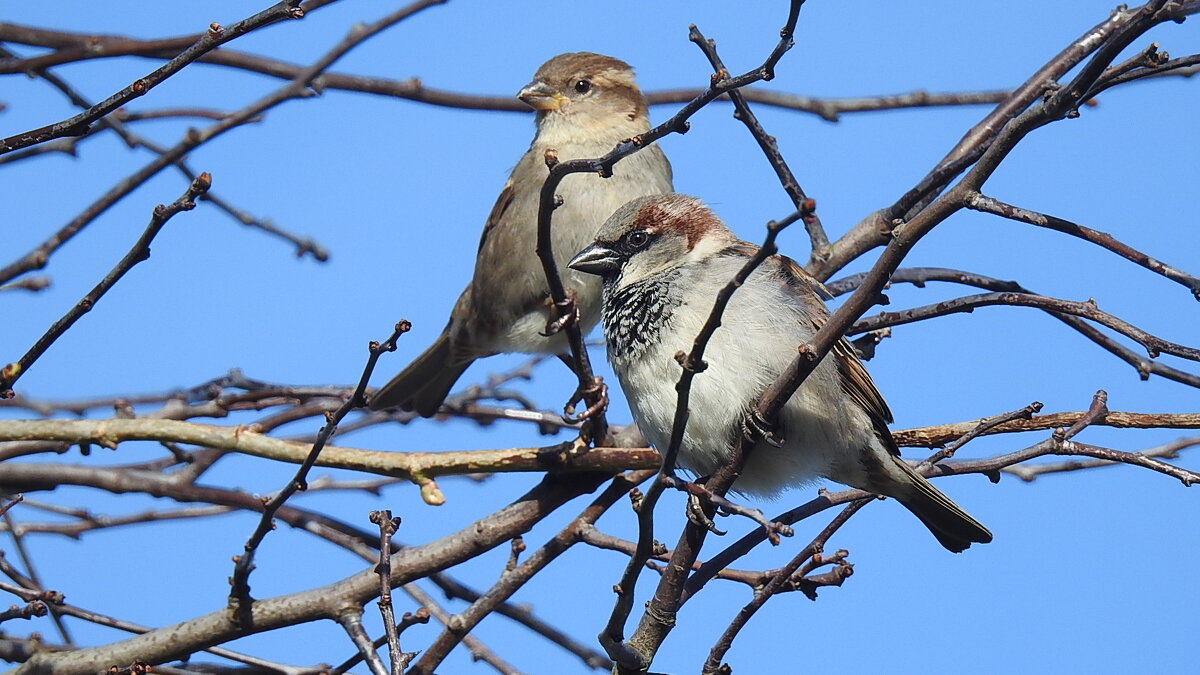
[609,256,869,496]
[488,138,671,354]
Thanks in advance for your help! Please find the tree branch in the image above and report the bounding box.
[0,2,305,155]
[0,174,212,397]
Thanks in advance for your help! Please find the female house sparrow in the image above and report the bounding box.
[370,53,673,416]
[568,194,992,552]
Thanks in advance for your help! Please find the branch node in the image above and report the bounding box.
[418,477,445,506]
[674,350,708,373]
[628,487,644,512]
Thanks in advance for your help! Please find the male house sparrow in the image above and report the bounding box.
[370,53,673,415]
[568,194,992,552]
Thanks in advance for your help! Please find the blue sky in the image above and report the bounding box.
[2,2,1198,674]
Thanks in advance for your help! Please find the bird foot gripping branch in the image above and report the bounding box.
[563,376,608,426]
[684,487,727,536]
[369,52,673,417]
[667,474,796,544]
[540,288,581,338]
[741,408,785,448]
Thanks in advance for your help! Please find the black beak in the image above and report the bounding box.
[568,244,622,276]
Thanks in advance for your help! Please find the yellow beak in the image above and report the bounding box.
[518,81,564,111]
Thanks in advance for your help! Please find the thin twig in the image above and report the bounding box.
[0,2,305,155]
[606,4,808,671]
[0,600,48,623]
[811,2,1200,281]
[1,43,328,265]
[3,511,71,644]
[0,0,424,288]
[688,23,830,260]
[0,23,1022,119]
[829,266,1200,388]
[369,510,409,674]
[0,456,607,672]
[0,495,23,518]
[228,321,410,616]
[0,582,316,674]
[1003,436,1200,481]
[922,401,1044,465]
[0,173,211,397]
[756,0,1198,436]
[410,472,648,674]
[336,610,389,675]
[702,499,868,674]
[851,291,1200,362]
[399,582,527,675]
[964,191,1200,300]
[0,277,50,293]
[603,206,806,667]
[0,505,233,538]
[328,608,429,675]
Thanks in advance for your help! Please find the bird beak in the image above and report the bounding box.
[568,244,622,276]
[518,81,564,111]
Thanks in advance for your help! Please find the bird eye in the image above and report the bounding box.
[627,230,650,249]
[574,79,592,94]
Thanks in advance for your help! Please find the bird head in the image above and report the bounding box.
[518,52,649,130]
[569,194,735,290]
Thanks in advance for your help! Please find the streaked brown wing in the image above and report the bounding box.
[476,178,515,255]
[832,338,900,452]
[772,250,900,455]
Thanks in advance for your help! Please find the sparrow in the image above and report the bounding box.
[568,194,992,552]
[371,52,673,416]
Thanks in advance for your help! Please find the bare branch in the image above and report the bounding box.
[702,499,868,674]
[830,266,1200,388]
[410,472,648,674]
[5,471,607,675]
[228,321,410,613]
[0,2,305,155]
[0,418,660,477]
[811,2,1200,280]
[965,191,1200,300]
[689,24,829,258]
[920,401,1044,465]
[1,504,233,538]
[0,42,326,263]
[0,600,48,623]
[1003,436,1200,481]
[609,4,809,671]
[0,173,212,397]
[0,23,1019,120]
[336,610,389,675]
[893,409,1200,448]
[0,582,316,674]
[1,3,1195,673]
[368,510,411,674]
[759,0,1200,430]
[0,277,51,293]
[852,291,1200,363]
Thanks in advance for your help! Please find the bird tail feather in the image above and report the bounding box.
[888,457,993,553]
[369,332,472,417]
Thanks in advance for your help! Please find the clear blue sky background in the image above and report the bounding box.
[2,2,1198,673]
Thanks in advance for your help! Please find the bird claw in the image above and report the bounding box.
[541,290,579,337]
[563,377,608,424]
[686,490,726,536]
[742,410,785,447]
